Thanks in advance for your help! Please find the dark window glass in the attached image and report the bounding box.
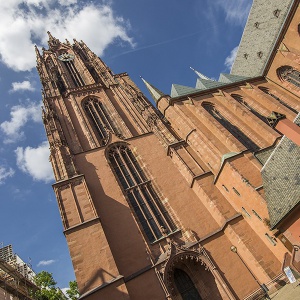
[84,98,121,145]
[174,268,202,300]
[203,103,259,151]
[108,145,175,242]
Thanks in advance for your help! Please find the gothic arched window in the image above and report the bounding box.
[277,65,300,88]
[84,97,120,146]
[202,103,259,152]
[231,94,268,124]
[174,268,202,300]
[59,52,85,87]
[258,86,298,113]
[108,144,176,242]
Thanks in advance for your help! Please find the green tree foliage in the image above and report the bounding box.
[66,281,79,300]
[32,271,67,300]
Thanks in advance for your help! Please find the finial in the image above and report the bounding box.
[47,31,54,39]
[34,45,40,56]
[190,66,212,81]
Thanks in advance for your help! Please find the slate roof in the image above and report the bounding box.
[171,84,201,97]
[169,72,249,98]
[218,73,248,84]
[195,78,227,90]
[261,113,300,228]
[255,144,277,165]
[231,0,294,77]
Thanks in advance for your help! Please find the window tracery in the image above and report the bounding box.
[108,144,176,242]
[277,65,300,88]
[83,97,120,146]
[58,52,84,87]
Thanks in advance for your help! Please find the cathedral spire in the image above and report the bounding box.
[140,76,166,103]
[190,67,213,81]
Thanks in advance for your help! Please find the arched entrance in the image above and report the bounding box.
[174,268,202,300]
[158,242,236,300]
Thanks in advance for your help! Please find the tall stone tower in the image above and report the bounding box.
[36,1,300,295]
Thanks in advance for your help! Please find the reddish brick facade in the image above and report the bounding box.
[36,2,300,299]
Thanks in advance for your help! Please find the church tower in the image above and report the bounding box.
[36,10,300,297]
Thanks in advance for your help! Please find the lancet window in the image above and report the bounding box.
[108,144,176,242]
[203,103,259,151]
[52,70,66,94]
[64,60,85,87]
[174,268,202,300]
[84,97,120,146]
[231,94,268,124]
[277,65,300,88]
[258,86,298,114]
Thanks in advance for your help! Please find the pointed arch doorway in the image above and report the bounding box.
[159,242,236,300]
[174,268,202,300]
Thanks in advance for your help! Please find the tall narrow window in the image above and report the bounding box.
[84,97,121,146]
[277,65,300,88]
[203,103,259,151]
[231,94,268,124]
[64,60,85,87]
[174,268,202,300]
[258,86,298,113]
[108,144,176,242]
[51,70,66,94]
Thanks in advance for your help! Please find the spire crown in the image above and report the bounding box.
[35,45,42,64]
[140,76,165,103]
[190,67,213,81]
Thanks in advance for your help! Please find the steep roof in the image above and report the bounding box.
[231,0,294,77]
[171,84,201,97]
[261,113,300,228]
[140,77,165,103]
[170,71,249,98]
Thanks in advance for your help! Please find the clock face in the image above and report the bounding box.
[58,53,75,62]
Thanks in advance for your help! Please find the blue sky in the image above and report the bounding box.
[0,0,252,290]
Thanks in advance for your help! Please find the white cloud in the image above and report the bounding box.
[0,101,42,143]
[0,1,133,71]
[0,166,15,184]
[37,259,56,267]
[58,0,77,6]
[214,0,252,25]
[11,80,35,92]
[15,141,54,183]
[225,46,239,70]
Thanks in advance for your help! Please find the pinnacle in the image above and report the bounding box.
[140,76,166,103]
[190,67,212,81]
